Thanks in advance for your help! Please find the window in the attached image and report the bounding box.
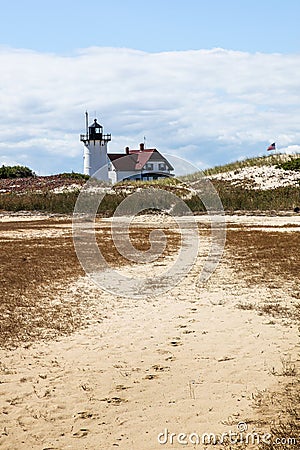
[159,163,166,170]
[145,163,153,170]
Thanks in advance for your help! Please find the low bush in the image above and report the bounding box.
[277,157,300,172]
[60,171,90,181]
[0,165,35,179]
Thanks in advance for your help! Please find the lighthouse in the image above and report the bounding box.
[80,112,111,181]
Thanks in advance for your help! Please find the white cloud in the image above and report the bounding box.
[281,145,300,154]
[0,46,300,174]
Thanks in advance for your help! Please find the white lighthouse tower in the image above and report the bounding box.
[80,112,111,181]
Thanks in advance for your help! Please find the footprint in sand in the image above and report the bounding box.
[170,338,182,347]
[72,428,89,438]
[165,355,176,362]
[74,411,99,419]
[115,384,131,391]
[151,364,170,372]
[101,397,127,406]
[144,374,158,380]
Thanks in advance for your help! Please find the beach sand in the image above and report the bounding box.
[0,213,299,449]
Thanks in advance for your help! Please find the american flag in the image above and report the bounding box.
[267,142,276,151]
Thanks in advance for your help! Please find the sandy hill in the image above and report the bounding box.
[204,153,300,190]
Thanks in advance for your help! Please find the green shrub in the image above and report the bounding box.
[277,158,300,172]
[60,171,90,181]
[0,165,35,179]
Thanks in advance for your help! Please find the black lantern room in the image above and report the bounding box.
[89,119,103,140]
[80,112,111,144]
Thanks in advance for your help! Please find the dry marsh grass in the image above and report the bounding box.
[255,379,300,450]
[225,228,300,449]
[0,218,180,349]
[228,229,300,322]
[0,223,84,348]
[226,229,300,291]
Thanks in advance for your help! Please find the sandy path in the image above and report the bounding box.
[0,214,299,449]
[0,278,298,448]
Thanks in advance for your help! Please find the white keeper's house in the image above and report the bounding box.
[80,113,174,183]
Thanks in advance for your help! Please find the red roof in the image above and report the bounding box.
[108,148,173,171]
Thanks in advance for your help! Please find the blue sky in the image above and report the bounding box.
[2,0,300,54]
[0,0,300,174]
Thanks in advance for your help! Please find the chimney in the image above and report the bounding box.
[140,143,144,151]
[125,146,130,154]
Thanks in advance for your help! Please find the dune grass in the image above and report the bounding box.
[0,191,126,215]
[210,180,300,211]
[0,181,299,214]
[179,153,300,180]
